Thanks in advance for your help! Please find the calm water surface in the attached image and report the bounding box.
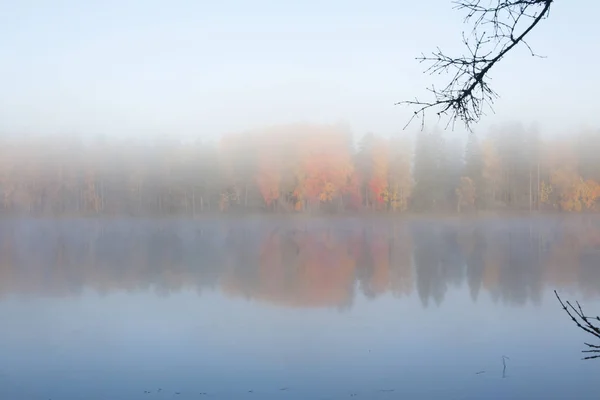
[0,216,599,399]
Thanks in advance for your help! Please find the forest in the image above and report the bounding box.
[1,122,599,216]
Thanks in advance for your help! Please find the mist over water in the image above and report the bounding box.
[0,216,598,399]
[3,1,600,398]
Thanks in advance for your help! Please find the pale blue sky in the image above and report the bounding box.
[0,0,597,140]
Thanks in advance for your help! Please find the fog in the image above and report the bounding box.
[0,123,599,215]
[1,2,600,399]
[1,0,599,138]
[1,217,600,399]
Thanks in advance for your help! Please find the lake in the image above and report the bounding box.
[0,216,598,399]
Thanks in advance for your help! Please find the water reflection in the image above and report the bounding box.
[1,217,600,399]
[0,217,599,306]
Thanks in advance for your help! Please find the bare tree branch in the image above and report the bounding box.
[398,0,553,131]
[555,290,600,360]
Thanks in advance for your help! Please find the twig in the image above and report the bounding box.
[398,0,553,131]
[555,290,600,360]
[502,355,509,378]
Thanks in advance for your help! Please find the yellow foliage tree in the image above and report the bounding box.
[579,179,600,211]
[481,138,502,203]
[388,137,413,212]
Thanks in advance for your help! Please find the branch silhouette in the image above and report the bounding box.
[555,290,600,360]
[398,0,553,131]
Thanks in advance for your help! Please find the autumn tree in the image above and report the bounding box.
[481,135,503,207]
[355,133,376,209]
[367,135,390,210]
[219,131,258,210]
[442,137,465,210]
[191,141,220,214]
[387,136,413,212]
[487,124,536,209]
[464,133,485,207]
[541,138,583,211]
[0,137,17,212]
[300,125,354,211]
[577,131,600,174]
[456,176,476,213]
[3,121,600,217]
[412,129,446,211]
[255,128,287,211]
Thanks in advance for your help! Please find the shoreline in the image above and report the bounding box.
[0,210,594,223]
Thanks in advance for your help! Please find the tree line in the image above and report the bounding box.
[1,122,599,216]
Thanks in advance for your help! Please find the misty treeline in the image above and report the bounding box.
[1,122,599,216]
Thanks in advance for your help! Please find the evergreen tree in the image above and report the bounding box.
[412,129,445,211]
[464,132,485,208]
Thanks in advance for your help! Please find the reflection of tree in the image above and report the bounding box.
[576,220,600,299]
[0,221,225,298]
[221,228,263,298]
[492,224,543,306]
[544,220,583,290]
[0,228,16,298]
[369,230,392,295]
[462,226,486,302]
[412,225,449,307]
[440,226,465,287]
[411,223,471,307]
[355,229,376,299]
[224,228,358,308]
[0,219,599,310]
[388,224,413,298]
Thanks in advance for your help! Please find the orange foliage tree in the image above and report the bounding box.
[368,136,389,209]
[255,133,282,209]
[296,125,354,211]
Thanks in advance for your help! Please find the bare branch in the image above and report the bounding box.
[398,0,553,131]
[555,290,600,360]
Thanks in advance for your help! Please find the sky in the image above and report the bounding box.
[0,0,598,142]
